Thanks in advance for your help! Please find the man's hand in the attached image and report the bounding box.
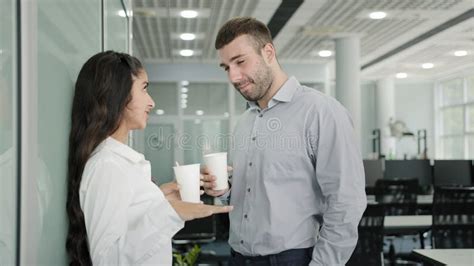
[200,166,231,197]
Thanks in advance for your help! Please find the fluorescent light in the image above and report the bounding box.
[318,50,332,57]
[181,80,189,86]
[395,72,407,79]
[181,94,188,99]
[118,10,132,17]
[180,10,198,18]
[179,49,194,57]
[369,11,387,20]
[421,63,434,69]
[180,33,196,41]
[155,109,165,115]
[181,87,188,93]
[181,99,188,104]
[181,103,187,109]
[454,50,468,57]
[195,110,204,116]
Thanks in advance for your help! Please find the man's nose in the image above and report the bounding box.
[228,67,242,83]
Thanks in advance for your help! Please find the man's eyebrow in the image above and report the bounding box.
[219,54,245,68]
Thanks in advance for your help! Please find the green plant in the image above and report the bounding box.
[173,244,201,266]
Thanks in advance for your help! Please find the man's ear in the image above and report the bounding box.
[262,43,276,63]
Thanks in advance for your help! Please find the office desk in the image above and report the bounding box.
[412,249,474,266]
[384,215,432,235]
[367,195,433,205]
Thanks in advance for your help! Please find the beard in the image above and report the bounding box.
[233,61,273,102]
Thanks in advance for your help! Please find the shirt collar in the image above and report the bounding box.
[247,76,299,110]
[96,136,145,163]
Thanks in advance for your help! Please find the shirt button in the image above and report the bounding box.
[244,214,248,219]
[240,240,244,244]
[259,114,263,118]
[252,137,256,141]
[247,188,251,192]
[249,162,252,166]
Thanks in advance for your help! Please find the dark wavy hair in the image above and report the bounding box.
[66,51,143,265]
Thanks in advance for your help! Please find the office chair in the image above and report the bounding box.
[375,178,419,216]
[375,178,422,265]
[432,186,474,249]
[347,204,385,266]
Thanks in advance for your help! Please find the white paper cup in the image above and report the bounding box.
[203,152,229,190]
[173,163,201,203]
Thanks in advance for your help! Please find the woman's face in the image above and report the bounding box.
[122,70,155,130]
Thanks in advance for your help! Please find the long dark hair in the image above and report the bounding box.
[66,51,143,265]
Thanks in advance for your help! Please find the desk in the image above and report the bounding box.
[384,215,431,235]
[412,249,474,265]
[367,195,433,205]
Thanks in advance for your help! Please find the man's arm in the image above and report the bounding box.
[309,99,367,265]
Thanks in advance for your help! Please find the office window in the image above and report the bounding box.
[436,74,474,159]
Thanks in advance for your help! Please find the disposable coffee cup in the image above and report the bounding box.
[203,152,229,190]
[173,163,201,203]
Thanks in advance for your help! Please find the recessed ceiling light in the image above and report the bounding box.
[454,50,468,57]
[179,49,194,57]
[318,50,332,57]
[181,99,188,104]
[181,80,189,86]
[395,72,408,79]
[196,110,204,116]
[181,94,188,99]
[155,109,165,115]
[421,63,434,69]
[181,87,188,93]
[180,33,196,41]
[180,10,198,18]
[181,104,187,109]
[369,11,387,20]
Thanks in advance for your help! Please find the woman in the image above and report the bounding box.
[66,51,232,265]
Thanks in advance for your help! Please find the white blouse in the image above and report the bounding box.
[80,137,184,265]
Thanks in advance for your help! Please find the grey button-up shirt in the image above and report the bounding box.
[226,76,366,265]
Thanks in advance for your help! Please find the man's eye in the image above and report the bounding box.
[224,67,229,72]
[237,60,244,65]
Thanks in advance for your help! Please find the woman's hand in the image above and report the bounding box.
[169,201,233,221]
[159,181,181,202]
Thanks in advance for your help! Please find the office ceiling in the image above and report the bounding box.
[131,0,474,80]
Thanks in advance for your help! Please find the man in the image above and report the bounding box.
[202,17,367,265]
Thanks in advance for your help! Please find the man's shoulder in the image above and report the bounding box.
[293,84,348,115]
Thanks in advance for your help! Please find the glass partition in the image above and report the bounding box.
[0,0,18,264]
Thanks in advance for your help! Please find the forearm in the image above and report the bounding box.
[310,199,366,265]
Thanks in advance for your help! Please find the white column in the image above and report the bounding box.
[335,36,361,147]
[376,78,396,157]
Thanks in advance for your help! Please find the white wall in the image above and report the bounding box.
[361,81,377,158]
[394,80,435,159]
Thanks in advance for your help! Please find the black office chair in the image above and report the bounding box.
[432,186,474,249]
[375,178,419,216]
[347,204,385,266]
[375,178,422,265]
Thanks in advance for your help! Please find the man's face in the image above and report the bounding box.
[218,35,273,102]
